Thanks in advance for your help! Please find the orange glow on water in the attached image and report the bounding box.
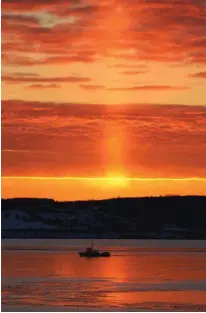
[2,248,206,309]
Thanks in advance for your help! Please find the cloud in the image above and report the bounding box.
[2,53,95,66]
[122,70,147,75]
[2,100,206,177]
[109,85,189,91]
[79,84,189,92]
[80,84,106,90]
[1,0,69,12]
[9,72,40,77]
[41,55,94,64]
[2,12,39,27]
[108,64,147,69]
[189,71,206,79]
[28,84,61,89]
[2,0,206,67]
[2,74,91,84]
[2,99,206,177]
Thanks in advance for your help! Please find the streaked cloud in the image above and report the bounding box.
[2,74,91,83]
[1,0,205,109]
[109,85,189,91]
[122,70,147,75]
[189,71,206,79]
[80,84,106,90]
[28,84,61,89]
[2,100,206,178]
[2,0,206,66]
[2,0,206,198]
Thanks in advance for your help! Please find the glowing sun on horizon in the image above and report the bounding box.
[104,173,129,187]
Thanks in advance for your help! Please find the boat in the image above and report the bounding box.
[78,242,111,258]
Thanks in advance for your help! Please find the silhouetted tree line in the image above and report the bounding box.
[2,196,206,238]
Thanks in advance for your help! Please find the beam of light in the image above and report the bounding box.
[102,120,128,180]
[2,176,206,181]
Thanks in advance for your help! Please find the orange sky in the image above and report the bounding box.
[2,0,206,200]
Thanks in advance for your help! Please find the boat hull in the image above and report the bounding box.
[78,251,110,257]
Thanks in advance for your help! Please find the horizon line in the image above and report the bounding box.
[2,176,206,181]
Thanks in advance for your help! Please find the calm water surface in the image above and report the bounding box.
[2,239,206,311]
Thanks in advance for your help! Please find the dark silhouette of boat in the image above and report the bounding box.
[78,242,110,258]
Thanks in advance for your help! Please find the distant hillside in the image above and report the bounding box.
[2,196,206,239]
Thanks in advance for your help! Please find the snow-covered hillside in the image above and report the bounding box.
[2,196,206,239]
[2,210,57,230]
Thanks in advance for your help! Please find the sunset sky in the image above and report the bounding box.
[2,0,206,200]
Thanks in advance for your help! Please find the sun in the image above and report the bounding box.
[104,173,128,187]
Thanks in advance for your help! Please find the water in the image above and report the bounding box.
[2,240,206,311]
